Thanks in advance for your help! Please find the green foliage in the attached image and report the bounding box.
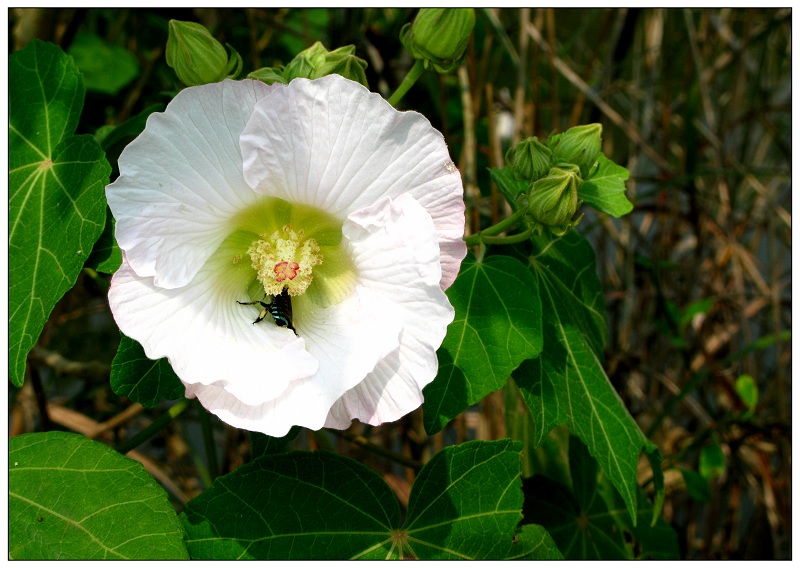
[110,334,185,407]
[699,443,725,479]
[68,32,139,95]
[505,524,564,559]
[579,153,633,217]
[522,437,678,560]
[510,230,661,522]
[8,40,111,387]
[181,440,522,559]
[423,254,543,434]
[9,432,188,560]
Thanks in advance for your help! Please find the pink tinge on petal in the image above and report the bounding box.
[239,74,466,291]
[107,79,275,289]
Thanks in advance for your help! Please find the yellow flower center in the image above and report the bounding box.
[247,225,323,297]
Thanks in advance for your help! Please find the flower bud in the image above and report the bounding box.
[166,20,230,86]
[548,123,602,178]
[528,166,584,235]
[247,66,288,85]
[506,136,552,182]
[314,52,368,87]
[283,42,369,87]
[400,8,475,73]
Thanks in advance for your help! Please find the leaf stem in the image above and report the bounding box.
[387,60,425,107]
[115,397,190,455]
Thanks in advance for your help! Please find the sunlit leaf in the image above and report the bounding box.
[580,153,633,217]
[424,254,543,434]
[9,40,110,387]
[9,432,187,560]
[110,334,184,407]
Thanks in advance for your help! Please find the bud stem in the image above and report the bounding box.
[387,60,425,107]
[463,207,527,246]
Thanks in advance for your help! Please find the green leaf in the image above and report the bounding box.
[423,254,543,434]
[699,443,725,479]
[403,439,524,559]
[579,153,633,217]
[180,451,402,559]
[181,441,523,560]
[9,40,111,387]
[9,431,188,560]
[514,230,660,522]
[69,32,139,95]
[505,524,563,559]
[735,374,758,413]
[110,334,184,407]
[680,467,711,503]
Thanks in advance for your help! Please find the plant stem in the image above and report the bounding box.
[115,397,190,455]
[387,60,425,107]
[199,403,220,481]
[463,207,527,246]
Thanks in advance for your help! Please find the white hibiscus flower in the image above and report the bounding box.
[106,75,466,436]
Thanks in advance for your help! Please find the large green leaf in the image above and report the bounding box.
[180,440,523,559]
[513,230,661,522]
[110,334,185,408]
[402,439,523,559]
[9,40,111,386]
[579,153,633,217]
[9,431,188,560]
[423,255,543,434]
[181,451,402,560]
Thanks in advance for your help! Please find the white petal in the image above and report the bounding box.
[109,246,318,407]
[324,193,455,429]
[107,79,274,289]
[239,74,466,290]
[188,285,403,436]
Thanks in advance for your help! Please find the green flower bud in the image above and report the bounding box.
[247,67,288,85]
[528,166,584,236]
[283,42,369,87]
[314,52,369,87]
[548,123,602,178]
[506,136,553,182]
[166,20,230,86]
[400,8,476,73]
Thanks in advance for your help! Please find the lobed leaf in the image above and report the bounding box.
[180,441,524,560]
[579,153,633,217]
[9,432,187,560]
[9,40,111,386]
[514,230,661,523]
